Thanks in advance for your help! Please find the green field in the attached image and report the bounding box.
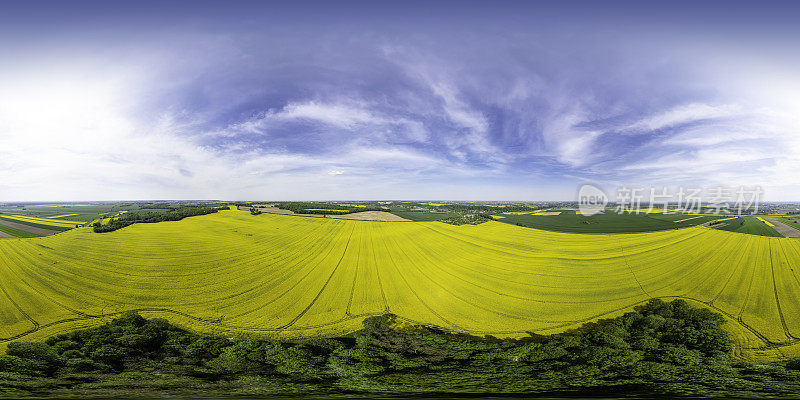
[0,203,181,225]
[712,216,783,237]
[779,217,800,232]
[0,224,42,238]
[495,210,721,233]
[0,215,75,231]
[1,208,799,361]
[0,204,116,222]
[389,211,458,221]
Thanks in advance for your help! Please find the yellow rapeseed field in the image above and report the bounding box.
[1,209,798,361]
[756,217,775,227]
[0,214,83,227]
[45,214,80,219]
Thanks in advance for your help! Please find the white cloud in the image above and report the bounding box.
[277,101,376,128]
[383,49,501,162]
[539,110,604,168]
[224,100,430,144]
[622,103,741,133]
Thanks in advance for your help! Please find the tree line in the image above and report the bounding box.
[92,206,229,233]
[274,202,384,215]
[2,299,800,397]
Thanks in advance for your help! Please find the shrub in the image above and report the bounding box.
[65,358,102,372]
[61,350,85,359]
[6,342,61,365]
[0,356,27,373]
[90,344,128,368]
[52,340,80,353]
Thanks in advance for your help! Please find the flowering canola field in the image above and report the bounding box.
[1,209,799,361]
[0,214,83,228]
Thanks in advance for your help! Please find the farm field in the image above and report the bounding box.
[712,216,783,237]
[0,214,83,228]
[1,208,799,361]
[388,210,458,221]
[0,204,119,223]
[496,210,721,233]
[328,211,411,222]
[0,223,42,238]
[0,203,181,225]
[778,216,800,231]
[0,214,81,238]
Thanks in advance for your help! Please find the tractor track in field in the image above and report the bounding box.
[708,236,751,305]
[773,240,799,340]
[278,226,356,329]
[421,222,713,277]
[344,227,363,317]
[617,237,650,298]
[370,231,390,313]
[226,224,349,319]
[681,234,742,306]
[4,213,800,359]
[2,245,95,318]
[0,282,40,339]
[737,242,760,323]
[379,232,466,332]
[5,295,798,353]
[783,242,800,292]
[392,229,556,321]
[1,228,795,347]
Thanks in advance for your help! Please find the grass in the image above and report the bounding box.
[495,210,720,233]
[0,208,798,362]
[0,224,41,238]
[389,211,458,221]
[778,216,800,232]
[713,216,783,237]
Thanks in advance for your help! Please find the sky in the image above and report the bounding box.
[1,0,799,201]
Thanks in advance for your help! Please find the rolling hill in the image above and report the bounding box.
[1,208,798,361]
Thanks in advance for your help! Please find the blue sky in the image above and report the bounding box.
[1,0,799,201]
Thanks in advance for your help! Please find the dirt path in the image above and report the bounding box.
[765,217,800,238]
[673,215,705,223]
[0,219,59,236]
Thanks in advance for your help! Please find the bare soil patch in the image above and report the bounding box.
[541,212,562,216]
[765,217,800,238]
[329,211,411,222]
[0,230,16,238]
[0,219,59,236]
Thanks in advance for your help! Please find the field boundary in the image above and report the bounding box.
[765,217,800,238]
[4,295,798,356]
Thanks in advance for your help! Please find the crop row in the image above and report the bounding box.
[1,209,799,361]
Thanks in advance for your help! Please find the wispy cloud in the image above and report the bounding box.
[620,103,742,133]
[1,2,799,200]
